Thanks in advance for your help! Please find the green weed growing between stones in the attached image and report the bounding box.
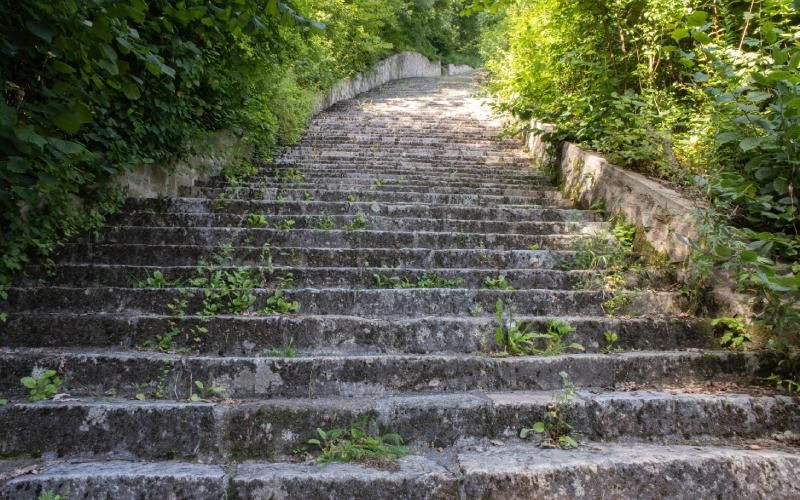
[345,214,368,231]
[495,300,583,356]
[484,274,514,290]
[263,338,300,358]
[711,317,752,351]
[190,381,226,402]
[308,417,408,465]
[314,217,336,230]
[21,369,61,402]
[246,214,268,228]
[520,371,579,449]
[602,331,620,354]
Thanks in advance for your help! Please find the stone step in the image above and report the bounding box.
[1,390,796,461]
[2,287,685,318]
[106,212,608,236]
[0,314,708,354]
[4,444,798,499]
[123,198,600,223]
[180,186,567,207]
[196,179,552,197]
[53,244,583,269]
[82,227,587,251]
[20,265,631,290]
[259,163,544,179]
[244,172,542,188]
[0,348,763,400]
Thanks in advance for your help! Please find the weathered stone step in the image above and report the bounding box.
[123,198,600,223]
[20,265,614,290]
[2,287,684,318]
[261,163,544,179]
[53,244,582,269]
[246,172,542,189]
[83,227,586,251]
[0,313,707,354]
[180,186,566,207]
[195,180,555,198]
[5,444,797,500]
[0,349,764,400]
[107,212,607,236]
[1,390,796,460]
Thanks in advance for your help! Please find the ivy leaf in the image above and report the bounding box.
[25,21,54,42]
[687,11,708,27]
[122,79,142,100]
[52,112,81,134]
[746,91,771,102]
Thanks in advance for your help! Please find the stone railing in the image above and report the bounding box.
[119,51,443,198]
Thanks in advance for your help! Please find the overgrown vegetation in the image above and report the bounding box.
[373,272,463,289]
[307,417,409,464]
[0,0,487,296]
[472,0,800,385]
[494,299,584,355]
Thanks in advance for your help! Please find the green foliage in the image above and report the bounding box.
[133,270,175,289]
[246,214,268,228]
[314,216,336,230]
[38,486,70,500]
[21,369,61,402]
[519,371,579,449]
[260,289,300,315]
[494,300,583,355]
[711,317,752,351]
[373,272,463,289]
[345,214,368,231]
[483,274,514,290]
[274,218,297,230]
[264,338,300,357]
[308,417,409,464]
[602,331,620,353]
[190,380,226,402]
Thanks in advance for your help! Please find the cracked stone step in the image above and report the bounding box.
[2,287,685,318]
[122,198,600,223]
[105,212,609,236]
[20,265,628,290]
[0,314,709,354]
[0,349,765,400]
[82,227,590,251]
[1,390,797,460]
[52,245,585,269]
[4,444,799,499]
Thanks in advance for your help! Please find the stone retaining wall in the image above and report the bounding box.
[445,64,475,75]
[119,51,442,198]
[524,122,699,263]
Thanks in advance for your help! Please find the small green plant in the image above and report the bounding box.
[373,178,386,187]
[711,317,752,351]
[260,289,299,315]
[307,417,408,464]
[274,218,296,230]
[520,371,579,449]
[38,486,70,500]
[602,290,631,316]
[484,275,514,290]
[494,301,583,356]
[246,214,268,228]
[468,303,484,317]
[345,214,368,231]
[0,398,8,405]
[275,192,289,202]
[133,270,174,289]
[304,192,315,201]
[222,161,257,186]
[314,217,336,230]
[347,194,357,202]
[280,168,305,184]
[21,369,61,401]
[190,381,226,402]
[602,331,620,353]
[264,338,300,357]
[528,244,541,251]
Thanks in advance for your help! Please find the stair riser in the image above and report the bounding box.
[0,351,760,400]
[180,188,566,207]
[3,288,682,317]
[20,266,593,290]
[53,246,580,269]
[196,181,552,197]
[105,213,605,236]
[82,227,584,251]
[123,199,597,223]
[0,315,708,354]
[2,394,796,460]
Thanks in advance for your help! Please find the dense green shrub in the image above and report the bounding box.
[474,0,800,384]
[0,0,483,289]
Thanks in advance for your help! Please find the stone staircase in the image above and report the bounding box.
[1,74,798,498]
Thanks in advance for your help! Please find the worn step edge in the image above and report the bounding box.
[0,349,763,399]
